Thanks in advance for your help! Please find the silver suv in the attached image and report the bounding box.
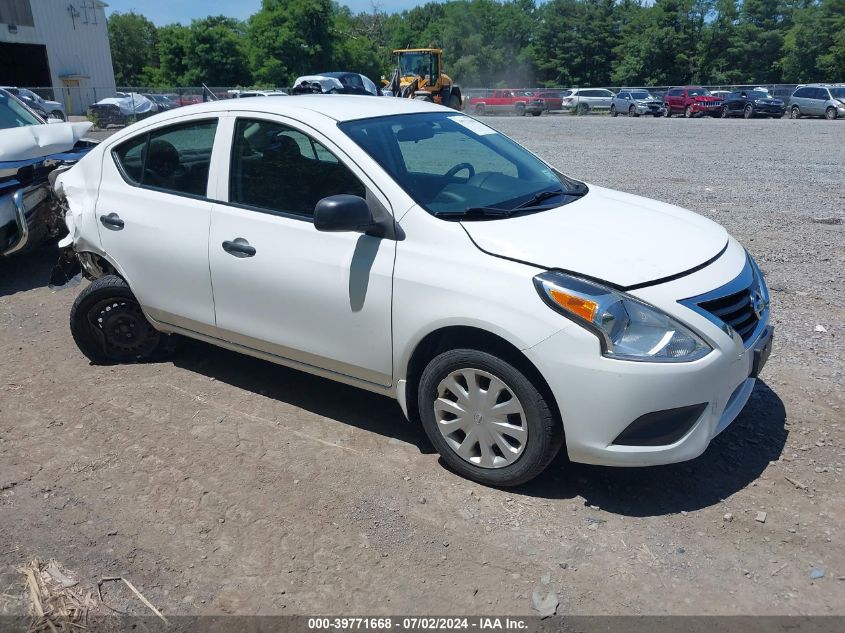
[789,84,845,120]
[561,88,615,114]
[610,89,665,117]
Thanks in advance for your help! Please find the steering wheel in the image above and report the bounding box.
[444,162,475,181]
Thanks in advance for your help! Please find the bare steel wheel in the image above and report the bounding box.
[70,275,171,364]
[434,368,528,468]
[418,348,563,486]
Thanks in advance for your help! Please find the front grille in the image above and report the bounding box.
[699,100,720,108]
[699,287,761,342]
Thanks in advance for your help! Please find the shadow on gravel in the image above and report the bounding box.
[173,338,436,454]
[0,244,58,297]
[518,380,788,516]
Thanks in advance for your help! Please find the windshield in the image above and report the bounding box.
[399,52,433,78]
[339,112,584,217]
[630,91,652,100]
[0,90,43,128]
[830,88,845,99]
[687,88,711,97]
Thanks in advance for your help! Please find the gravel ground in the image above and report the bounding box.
[1,115,843,618]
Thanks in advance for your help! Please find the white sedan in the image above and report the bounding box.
[54,95,773,486]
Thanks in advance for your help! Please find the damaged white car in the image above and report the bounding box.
[52,96,773,486]
[0,88,94,257]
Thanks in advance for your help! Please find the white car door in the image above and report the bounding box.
[97,117,224,333]
[207,114,396,387]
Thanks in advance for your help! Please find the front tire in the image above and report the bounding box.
[629,105,638,117]
[474,103,486,115]
[418,349,563,487]
[70,275,170,364]
[449,94,462,111]
[825,106,837,120]
[720,106,729,118]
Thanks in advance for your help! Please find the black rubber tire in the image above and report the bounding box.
[825,106,837,120]
[720,106,729,118]
[629,105,638,117]
[449,94,462,111]
[70,275,170,364]
[744,104,754,119]
[51,110,66,121]
[790,106,801,119]
[531,110,542,116]
[515,103,526,116]
[664,105,671,118]
[684,105,694,118]
[610,104,617,117]
[474,103,486,115]
[417,349,563,487]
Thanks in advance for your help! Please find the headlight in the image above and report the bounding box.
[534,271,712,362]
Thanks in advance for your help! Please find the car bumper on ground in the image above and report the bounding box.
[524,248,772,467]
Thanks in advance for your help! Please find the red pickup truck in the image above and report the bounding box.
[469,90,545,116]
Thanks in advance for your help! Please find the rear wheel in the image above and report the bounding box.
[515,103,526,117]
[825,106,837,120]
[790,106,801,119]
[531,110,542,117]
[664,105,672,118]
[474,103,486,115]
[610,104,618,117]
[744,104,754,119]
[70,275,171,364]
[418,349,563,487]
[684,105,694,118]
[449,94,462,111]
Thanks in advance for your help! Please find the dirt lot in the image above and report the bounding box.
[1,115,843,618]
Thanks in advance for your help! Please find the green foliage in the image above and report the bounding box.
[109,0,845,89]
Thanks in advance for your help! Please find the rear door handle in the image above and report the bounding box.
[99,213,124,230]
[222,239,256,258]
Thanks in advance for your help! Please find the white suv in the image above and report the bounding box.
[561,88,616,113]
[54,96,773,486]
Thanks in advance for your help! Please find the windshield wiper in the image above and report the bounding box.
[513,189,566,210]
[433,207,516,220]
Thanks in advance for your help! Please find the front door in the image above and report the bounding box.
[96,117,221,333]
[208,115,395,387]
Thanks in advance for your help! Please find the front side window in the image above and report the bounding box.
[112,119,217,197]
[339,112,584,217]
[229,118,364,217]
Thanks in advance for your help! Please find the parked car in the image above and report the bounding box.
[469,89,544,116]
[610,89,665,117]
[1,87,67,120]
[143,94,179,111]
[227,89,288,99]
[292,73,378,96]
[89,93,157,127]
[1,88,93,257]
[664,87,723,118]
[560,88,615,114]
[720,90,785,119]
[789,84,845,120]
[53,96,772,487]
[535,91,564,112]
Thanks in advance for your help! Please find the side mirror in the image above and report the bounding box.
[314,195,375,234]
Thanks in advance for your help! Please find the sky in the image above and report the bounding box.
[104,1,434,25]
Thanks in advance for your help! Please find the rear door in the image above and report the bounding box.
[96,117,222,333]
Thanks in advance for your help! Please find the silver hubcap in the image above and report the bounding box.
[433,368,528,469]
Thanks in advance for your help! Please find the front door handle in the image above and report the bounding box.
[222,239,256,258]
[99,213,124,230]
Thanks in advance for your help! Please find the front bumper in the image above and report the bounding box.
[691,103,722,115]
[523,242,772,467]
[635,102,665,115]
[0,183,51,256]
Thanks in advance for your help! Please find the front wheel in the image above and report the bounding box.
[825,106,837,120]
[418,349,563,487]
[70,275,171,364]
[629,105,638,117]
[531,110,542,117]
[449,94,462,111]
[720,106,729,118]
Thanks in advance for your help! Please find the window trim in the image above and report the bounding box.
[110,117,219,201]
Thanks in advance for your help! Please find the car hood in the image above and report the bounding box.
[461,185,728,288]
[0,121,92,161]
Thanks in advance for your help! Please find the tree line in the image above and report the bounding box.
[108,0,845,89]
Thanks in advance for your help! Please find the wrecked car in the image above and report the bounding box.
[88,93,156,127]
[291,73,378,96]
[0,88,94,258]
[53,96,773,487]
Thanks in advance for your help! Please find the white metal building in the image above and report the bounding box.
[0,0,116,114]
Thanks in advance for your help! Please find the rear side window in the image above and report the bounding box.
[112,119,218,197]
[229,118,364,218]
[813,88,830,100]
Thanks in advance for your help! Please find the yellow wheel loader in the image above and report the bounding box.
[384,49,463,110]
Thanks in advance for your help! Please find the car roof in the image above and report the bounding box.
[145,94,444,122]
